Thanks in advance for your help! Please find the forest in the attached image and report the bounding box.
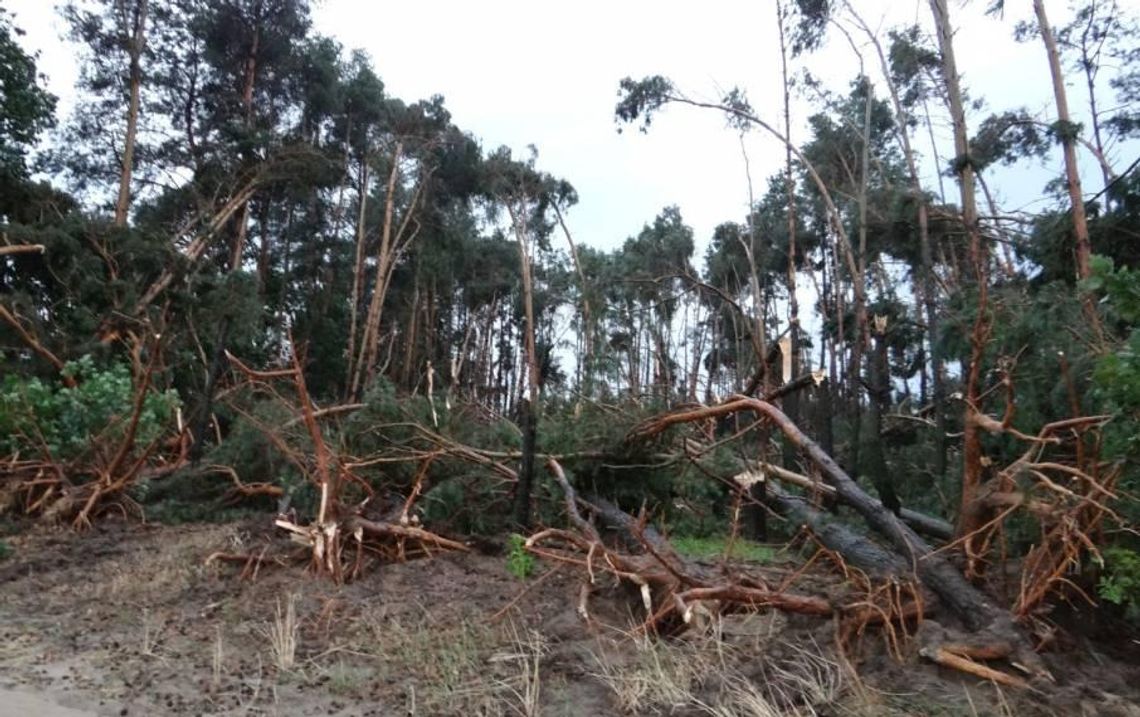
[1,0,1140,715]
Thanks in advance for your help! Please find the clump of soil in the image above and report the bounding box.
[0,518,1137,716]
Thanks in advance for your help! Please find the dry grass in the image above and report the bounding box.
[592,632,710,713]
[212,624,224,689]
[345,609,553,715]
[140,606,164,657]
[263,593,299,671]
[591,630,845,717]
[492,621,547,717]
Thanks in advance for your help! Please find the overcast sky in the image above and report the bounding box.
[5,0,1137,262]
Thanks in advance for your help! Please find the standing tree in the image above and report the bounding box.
[61,0,152,223]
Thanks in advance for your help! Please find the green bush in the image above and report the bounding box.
[505,533,535,579]
[0,355,180,462]
[1098,547,1140,622]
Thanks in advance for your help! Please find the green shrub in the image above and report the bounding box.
[1098,547,1140,621]
[506,533,535,579]
[0,355,179,462]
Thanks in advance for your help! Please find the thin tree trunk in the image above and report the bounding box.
[345,154,369,392]
[1077,3,1113,192]
[553,204,594,393]
[847,74,876,479]
[114,0,148,228]
[508,202,542,528]
[928,0,991,573]
[228,15,260,271]
[777,0,802,459]
[1034,0,1092,280]
[352,143,403,397]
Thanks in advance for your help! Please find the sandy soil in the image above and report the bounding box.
[1,519,1138,716]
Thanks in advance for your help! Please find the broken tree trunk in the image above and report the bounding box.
[629,396,1048,678]
[766,482,911,578]
[752,462,954,542]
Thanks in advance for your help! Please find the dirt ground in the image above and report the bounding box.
[1,519,1139,716]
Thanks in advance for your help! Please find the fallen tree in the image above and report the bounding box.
[222,341,470,582]
[620,394,1060,681]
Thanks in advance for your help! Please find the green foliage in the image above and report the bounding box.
[1097,547,1140,621]
[0,356,179,462]
[0,538,10,561]
[505,533,535,580]
[0,9,56,187]
[1089,257,1140,443]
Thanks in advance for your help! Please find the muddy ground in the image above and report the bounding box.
[1,519,1138,716]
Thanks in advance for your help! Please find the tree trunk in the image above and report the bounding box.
[630,398,1045,675]
[867,323,899,513]
[777,0,802,472]
[1034,0,1093,280]
[553,204,593,395]
[514,398,538,529]
[114,0,148,228]
[352,143,403,398]
[928,0,992,572]
[508,201,543,528]
[228,14,260,271]
[345,154,369,393]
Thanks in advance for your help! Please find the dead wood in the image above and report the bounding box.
[0,244,46,256]
[919,646,1029,688]
[628,395,1051,680]
[0,305,76,387]
[527,459,833,629]
[225,340,470,582]
[755,462,954,541]
[766,482,910,578]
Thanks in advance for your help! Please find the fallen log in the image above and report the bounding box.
[629,396,1050,680]
[766,482,910,578]
[753,463,954,541]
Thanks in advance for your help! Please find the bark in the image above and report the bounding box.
[866,324,898,513]
[1035,0,1092,280]
[776,0,802,470]
[552,204,593,392]
[928,0,992,568]
[767,482,911,577]
[0,244,45,256]
[509,201,542,527]
[761,462,953,540]
[114,0,148,228]
[513,398,538,528]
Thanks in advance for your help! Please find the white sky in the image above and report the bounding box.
[6,0,1138,262]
